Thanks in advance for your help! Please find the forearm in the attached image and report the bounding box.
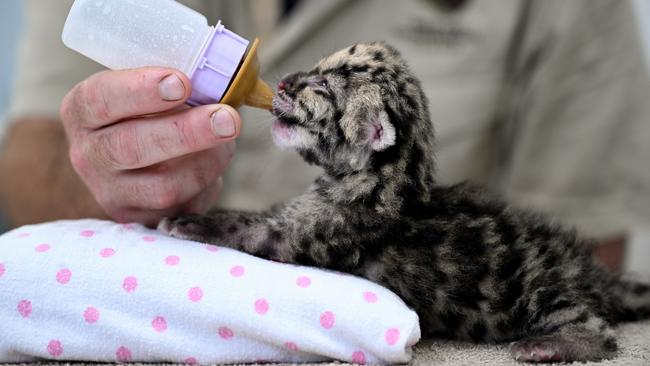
[0,119,108,228]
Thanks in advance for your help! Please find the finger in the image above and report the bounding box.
[88,105,240,170]
[182,176,224,214]
[111,144,233,211]
[61,67,191,129]
[108,177,223,227]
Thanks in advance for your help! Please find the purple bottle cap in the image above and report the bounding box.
[187,22,249,106]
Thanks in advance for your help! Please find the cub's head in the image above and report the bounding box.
[271,42,431,176]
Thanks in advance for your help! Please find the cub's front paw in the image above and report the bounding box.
[157,215,210,242]
[510,340,563,363]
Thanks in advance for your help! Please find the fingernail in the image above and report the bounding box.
[211,108,236,138]
[159,74,185,101]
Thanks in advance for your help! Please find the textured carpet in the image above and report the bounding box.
[4,320,649,365]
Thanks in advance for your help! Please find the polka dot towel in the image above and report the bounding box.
[0,219,420,364]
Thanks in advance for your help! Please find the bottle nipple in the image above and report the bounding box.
[220,38,274,111]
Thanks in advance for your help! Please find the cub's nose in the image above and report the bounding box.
[277,72,305,94]
[277,79,290,91]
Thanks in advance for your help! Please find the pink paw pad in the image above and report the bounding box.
[510,341,563,362]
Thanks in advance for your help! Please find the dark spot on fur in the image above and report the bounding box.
[603,337,618,352]
[441,309,466,331]
[496,249,523,279]
[350,64,369,74]
[491,278,523,312]
[468,321,487,341]
[453,226,486,257]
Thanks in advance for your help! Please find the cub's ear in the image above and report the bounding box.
[340,85,396,151]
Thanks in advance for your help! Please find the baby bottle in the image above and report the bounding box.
[62,0,273,110]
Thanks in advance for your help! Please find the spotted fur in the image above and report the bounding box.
[159,42,650,363]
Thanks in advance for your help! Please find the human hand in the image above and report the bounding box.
[60,67,240,226]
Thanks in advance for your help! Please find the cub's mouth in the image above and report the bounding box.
[270,93,301,149]
[272,91,294,117]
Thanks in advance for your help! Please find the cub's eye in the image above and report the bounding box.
[310,78,328,88]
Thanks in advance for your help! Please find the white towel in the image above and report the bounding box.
[0,219,420,364]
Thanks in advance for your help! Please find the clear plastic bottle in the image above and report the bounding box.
[62,0,273,109]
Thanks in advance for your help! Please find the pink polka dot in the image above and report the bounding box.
[122,276,138,292]
[56,269,72,284]
[229,265,245,277]
[17,300,32,318]
[47,340,63,357]
[188,287,203,302]
[185,357,198,365]
[0,263,5,277]
[100,248,115,257]
[385,327,400,345]
[296,276,311,288]
[254,299,269,315]
[17,232,30,238]
[152,316,167,332]
[205,245,219,252]
[320,311,335,329]
[165,255,180,266]
[284,342,298,352]
[351,350,366,364]
[80,230,95,238]
[116,346,132,362]
[363,291,378,303]
[35,244,50,253]
[84,307,100,323]
[218,326,234,339]
[142,235,156,242]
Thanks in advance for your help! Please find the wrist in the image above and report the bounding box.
[0,118,108,228]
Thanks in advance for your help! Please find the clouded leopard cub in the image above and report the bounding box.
[159,42,650,363]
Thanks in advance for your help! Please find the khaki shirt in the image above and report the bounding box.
[6,0,650,236]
